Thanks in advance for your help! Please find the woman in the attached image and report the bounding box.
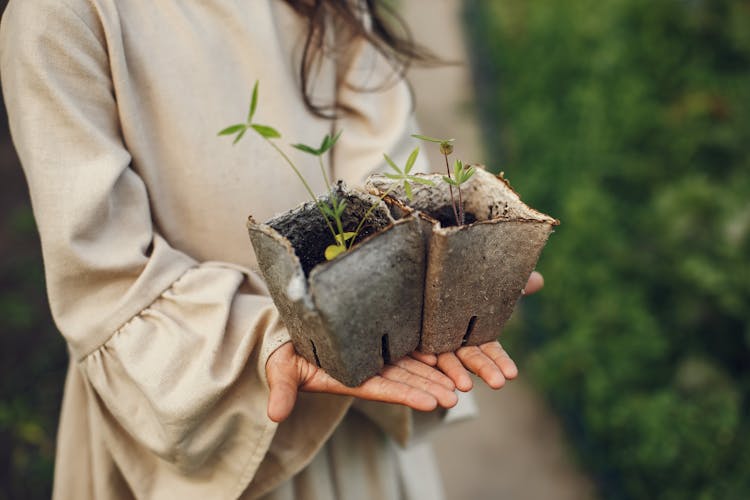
[1,1,537,498]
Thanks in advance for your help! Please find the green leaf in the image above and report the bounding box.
[412,134,447,143]
[384,173,402,180]
[454,159,464,176]
[335,232,357,245]
[334,200,347,217]
[404,181,413,200]
[458,166,476,184]
[318,130,342,155]
[232,127,247,145]
[251,124,281,139]
[320,135,331,152]
[248,81,259,122]
[292,143,320,155]
[325,244,346,260]
[442,175,458,186]
[218,124,246,136]
[327,130,343,150]
[319,202,335,218]
[383,153,402,174]
[404,147,420,174]
[409,176,435,186]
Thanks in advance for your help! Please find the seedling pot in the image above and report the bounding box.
[248,184,425,387]
[368,167,559,353]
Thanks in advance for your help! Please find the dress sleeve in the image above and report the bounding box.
[0,1,345,497]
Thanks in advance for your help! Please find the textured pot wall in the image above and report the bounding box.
[248,189,425,386]
[422,220,554,352]
[368,168,558,353]
[309,218,425,373]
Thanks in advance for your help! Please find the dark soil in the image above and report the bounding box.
[428,205,478,227]
[269,189,392,276]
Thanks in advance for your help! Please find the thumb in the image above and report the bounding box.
[523,271,544,296]
[266,346,301,423]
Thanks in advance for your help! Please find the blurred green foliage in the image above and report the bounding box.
[1,97,67,498]
[464,0,750,498]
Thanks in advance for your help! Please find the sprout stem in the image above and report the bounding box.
[347,184,397,250]
[318,155,332,192]
[458,184,465,226]
[444,154,460,226]
[265,138,339,242]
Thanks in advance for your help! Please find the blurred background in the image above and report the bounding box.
[2,0,749,499]
[0,2,69,500]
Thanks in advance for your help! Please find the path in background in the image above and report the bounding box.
[400,2,597,499]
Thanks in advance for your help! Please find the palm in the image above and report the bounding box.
[266,342,457,423]
[265,271,543,422]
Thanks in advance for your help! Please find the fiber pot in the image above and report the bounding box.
[367,167,559,353]
[247,183,426,387]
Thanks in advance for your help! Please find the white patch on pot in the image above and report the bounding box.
[286,274,307,302]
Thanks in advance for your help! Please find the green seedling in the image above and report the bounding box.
[442,159,476,187]
[441,159,476,225]
[219,81,348,260]
[291,131,358,259]
[292,131,342,190]
[412,134,475,226]
[340,147,435,253]
[221,81,420,262]
[383,147,436,201]
[345,146,434,253]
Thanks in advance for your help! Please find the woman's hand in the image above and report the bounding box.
[419,271,544,391]
[266,343,458,423]
[266,272,543,421]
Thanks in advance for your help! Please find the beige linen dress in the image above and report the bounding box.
[0,0,456,498]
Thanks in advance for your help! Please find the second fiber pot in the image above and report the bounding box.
[368,168,559,353]
[247,183,425,387]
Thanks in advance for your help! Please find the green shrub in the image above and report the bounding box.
[0,202,66,500]
[1,73,66,497]
[464,0,750,498]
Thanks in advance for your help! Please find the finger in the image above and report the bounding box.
[300,364,440,412]
[456,345,506,389]
[351,375,440,411]
[437,352,473,392]
[410,350,438,366]
[523,271,544,296]
[394,356,456,391]
[266,346,302,423]
[380,364,458,409]
[479,342,518,380]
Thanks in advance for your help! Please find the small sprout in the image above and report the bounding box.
[220,81,346,261]
[217,83,280,142]
[292,130,343,157]
[250,124,281,139]
[383,147,435,200]
[412,132,477,226]
[442,160,476,186]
